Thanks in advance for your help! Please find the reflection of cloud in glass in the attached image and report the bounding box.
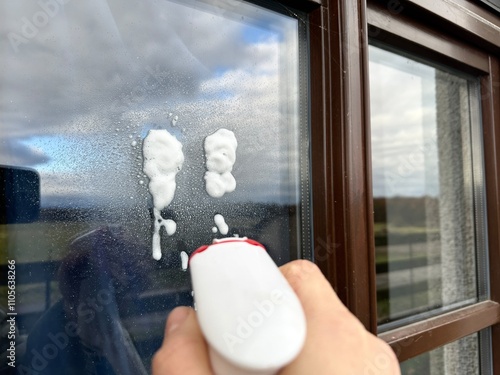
[369,45,439,198]
[0,0,301,207]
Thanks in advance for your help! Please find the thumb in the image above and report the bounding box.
[152,306,213,375]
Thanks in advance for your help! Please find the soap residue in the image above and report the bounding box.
[164,219,177,236]
[204,129,237,198]
[181,251,188,271]
[214,214,229,235]
[143,129,184,260]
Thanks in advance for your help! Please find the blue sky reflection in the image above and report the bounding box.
[0,0,301,208]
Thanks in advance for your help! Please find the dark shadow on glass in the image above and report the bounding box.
[0,165,40,224]
[19,226,192,375]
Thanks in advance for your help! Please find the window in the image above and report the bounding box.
[0,0,311,373]
[369,44,488,327]
[364,0,500,372]
[2,0,500,374]
[400,331,481,374]
[307,0,500,373]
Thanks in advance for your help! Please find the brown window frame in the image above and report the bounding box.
[284,0,500,369]
[365,0,500,366]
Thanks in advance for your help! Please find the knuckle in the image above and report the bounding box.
[281,259,319,281]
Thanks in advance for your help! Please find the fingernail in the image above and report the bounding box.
[167,306,191,334]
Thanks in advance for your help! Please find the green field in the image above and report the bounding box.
[0,222,94,264]
[2,219,439,329]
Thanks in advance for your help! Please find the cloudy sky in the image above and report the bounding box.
[369,45,442,198]
[0,0,303,209]
[1,0,476,213]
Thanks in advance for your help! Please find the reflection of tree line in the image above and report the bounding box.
[39,201,294,222]
[34,202,297,266]
[374,196,440,246]
[375,197,440,329]
[39,208,119,222]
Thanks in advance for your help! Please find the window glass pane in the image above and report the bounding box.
[400,332,480,375]
[369,44,487,326]
[0,1,311,373]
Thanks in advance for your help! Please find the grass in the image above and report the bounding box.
[0,220,191,326]
[374,222,443,323]
[374,222,439,235]
[0,222,94,264]
[374,222,441,265]
[377,287,430,323]
[3,220,441,332]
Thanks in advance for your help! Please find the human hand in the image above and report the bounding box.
[152,260,400,375]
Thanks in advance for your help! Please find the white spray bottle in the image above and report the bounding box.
[189,237,306,375]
